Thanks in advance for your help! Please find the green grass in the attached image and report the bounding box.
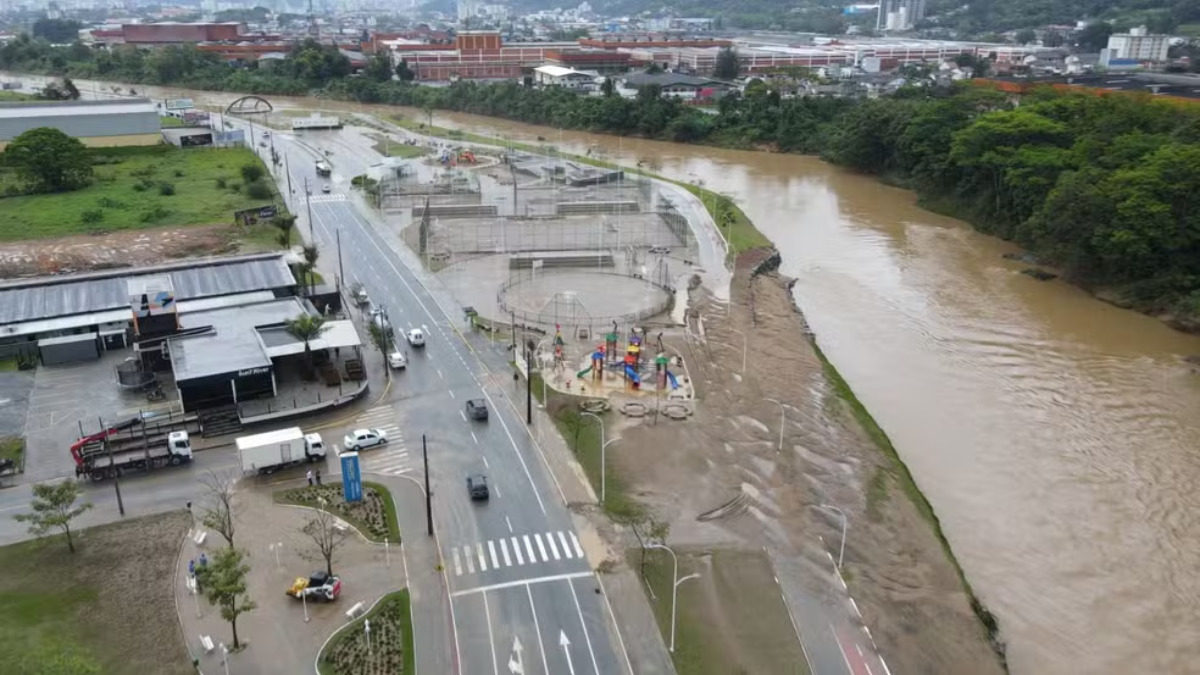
[364,480,401,544]
[0,90,37,102]
[0,437,24,469]
[0,356,16,371]
[274,482,401,543]
[159,115,187,128]
[1178,23,1200,38]
[318,590,414,675]
[238,221,291,251]
[0,145,279,241]
[370,135,430,159]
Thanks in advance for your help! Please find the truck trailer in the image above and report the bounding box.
[74,430,193,481]
[237,427,326,475]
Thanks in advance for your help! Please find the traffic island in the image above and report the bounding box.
[273,482,400,543]
[318,589,414,675]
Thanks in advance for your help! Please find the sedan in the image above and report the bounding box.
[343,428,388,451]
[387,352,407,369]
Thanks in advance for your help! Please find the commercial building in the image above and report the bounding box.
[533,65,595,89]
[543,49,634,74]
[1106,25,1171,63]
[0,98,159,151]
[387,31,578,81]
[122,22,246,44]
[619,73,729,100]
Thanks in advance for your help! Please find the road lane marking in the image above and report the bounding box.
[534,534,548,561]
[512,537,525,565]
[471,431,479,444]
[546,532,561,560]
[500,538,512,566]
[569,532,584,559]
[465,547,476,574]
[460,410,467,421]
[477,543,488,571]
[568,580,601,675]
[452,571,594,598]
[453,547,463,576]
[527,585,550,674]
[488,540,499,569]
[505,516,513,533]
[524,535,536,562]
[483,455,490,468]
[449,390,456,399]
[557,532,572,559]
[437,369,444,379]
[484,591,499,675]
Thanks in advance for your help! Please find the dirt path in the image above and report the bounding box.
[605,249,1004,674]
[0,225,244,278]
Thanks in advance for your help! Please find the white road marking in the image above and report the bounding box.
[483,455,490,468]
[568,580,601,675]
[477,542,488,571]
[569,532,585,559]
[512,537,525,565]
[494,484,501,499]
[488,540,499,569]
[437,369,444,379]
[534,534,548,562]
[449,390,456,399]
[523,535,536,562]
[557,531,572,559]
[471,431,479,444]
[500,538,512,566]
[465,547,476,574]
[505,515,513,533]
[546,532,561,560]
[460,410,467,422]
[453,571,594,598]
[452,547,463,576]
[484,591,499,675]
[527,585,550,674]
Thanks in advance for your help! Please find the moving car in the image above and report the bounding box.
[343,428,388,451]
[387,351,407,369]
[286,571,342,601]
[322,184,331,193]
[406,328,426,347]
[467,474,489,501]
[465,398,488,420]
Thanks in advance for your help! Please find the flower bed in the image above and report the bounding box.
[319,590,414,675]
[274,482,399,543]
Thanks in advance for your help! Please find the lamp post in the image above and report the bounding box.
[728,327,747,375]
[580,412,605,501]
[648,543,700,653]
[764,398,785,452]
[220,643,230,675]
[813,504,847,568]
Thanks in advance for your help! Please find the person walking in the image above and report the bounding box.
[315,469,322,486]
[307,469,314,486]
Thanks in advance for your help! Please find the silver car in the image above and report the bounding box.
[343,428,388,451]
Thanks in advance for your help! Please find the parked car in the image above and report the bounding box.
[343,428,388,451]
[465,398,488,420]
[388,351,407,369]
[406,328,426,347]
[466,474,489,501]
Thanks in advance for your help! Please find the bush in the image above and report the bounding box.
[229,182,241,193]
[246,179,272,200]
[158,182,175,196]
[140,206,171,223]
[80,209,104,224]
[240,163,264,184]
[215,176,228,189]
[173,169,184,177]
[131,182,147,192]
[97,196,124,208]
[129,164,157,178]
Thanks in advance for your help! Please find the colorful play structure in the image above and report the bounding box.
[439,149,477,166]
[574,324,680,393]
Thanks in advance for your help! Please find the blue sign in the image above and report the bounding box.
[341,452,363,503]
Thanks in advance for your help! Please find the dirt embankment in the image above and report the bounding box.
[607,248,1005,674]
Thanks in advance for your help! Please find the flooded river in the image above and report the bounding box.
[53,78,1200,673]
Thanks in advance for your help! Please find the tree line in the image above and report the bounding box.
[4,37,1200,323]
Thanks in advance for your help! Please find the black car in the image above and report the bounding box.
[466,398,488,420]
[467,475,489,501]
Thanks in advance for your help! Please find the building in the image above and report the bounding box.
[619,73,729,100]
[877,0,926,31]
[387,31,579,82]
[0,98,159,151]
[544,49,633,74]
[533,65,594,89]
[1106,25,1171,63]
[121,22,246,44]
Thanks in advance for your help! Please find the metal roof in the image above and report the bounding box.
[0,98,156,120]
[0,255,295,325]
[170,297,307,383]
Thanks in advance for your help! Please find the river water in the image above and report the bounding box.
[49,78,1200,672]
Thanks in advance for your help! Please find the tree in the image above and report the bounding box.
[195,547,256,650]
[395,58,416,82]
[272,213,296,247]
[1014,29,1036,45]
[1075,22,1113,52]
[38,78,80,101]
[240,163,264,184]
[285,313,329,375]
[301,503,348,576]
[301,244,319,294]
[14,480,92,553]
[1043,30,1065,48]
[3,127,92,193]
[714,46,740,80]
[200,470,237,548]
[32,18,83,44]
[365,52,394,83]
[600,76,615,97]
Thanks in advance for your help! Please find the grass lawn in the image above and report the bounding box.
[0,436,24,469]
[0,511,193,675]
[159,115,187,128]
[0,90,37,102]
[0,356,16,371]
[274,482,401,543]
[318,590,414,675]
[0,145,279,241]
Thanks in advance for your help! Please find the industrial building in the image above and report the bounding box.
[0,98,159,150]
[122,22,246,45]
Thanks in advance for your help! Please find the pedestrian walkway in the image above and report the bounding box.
[352,405,411,477]
[308,193,348,203]
[447,529,586,578]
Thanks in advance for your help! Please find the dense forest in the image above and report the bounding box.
[4,37,1200,326]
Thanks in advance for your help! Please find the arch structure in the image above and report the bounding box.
[226,95,274,116]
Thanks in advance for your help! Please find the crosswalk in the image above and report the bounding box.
[353,405,409,476]
[308,193,347,203]
[448,530,586,577]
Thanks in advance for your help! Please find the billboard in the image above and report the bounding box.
[233,204,278,226]
[165,98,194,110]
[340,452,362,503]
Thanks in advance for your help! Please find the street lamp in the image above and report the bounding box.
[728,327,747,375]
[581,412,605,502]
[813,504,847,568]
[219,643,230,675]
[764,398,785,452]
[601,437,621,505]
[648,543,700,653]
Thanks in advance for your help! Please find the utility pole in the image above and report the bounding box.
[422,434,433,536]
[336,228,345,287]
[304,176,314,242]
[98,416,125,516]
[525,346,532,425]
[284,153,293,201]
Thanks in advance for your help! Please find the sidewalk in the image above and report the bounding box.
[175,480,405,674]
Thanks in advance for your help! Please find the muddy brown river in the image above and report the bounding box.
[45,78,1200,673]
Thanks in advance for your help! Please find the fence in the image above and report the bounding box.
[496,268,675,336]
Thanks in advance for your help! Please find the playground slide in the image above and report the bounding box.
[624,365,641,384]
[666,370,680,389]
[576,366,593,378]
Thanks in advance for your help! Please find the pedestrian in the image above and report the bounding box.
[188,559,196,578]
[307,469,314,486]
[199,553,208,568]
[315,469,322,486]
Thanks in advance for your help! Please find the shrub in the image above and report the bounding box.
[131,182,147,192]
[173,169,184,177]
[229,182,241,193]
[246,179,272,200]
[129,164,157,178]
[215,176,228,189]
[240,163,264,184]
[80,209,104,224]
[97,196,124,208]
[158,182,175,196]
[140,206,171,223]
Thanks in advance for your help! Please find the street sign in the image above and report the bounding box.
[341,451,362,503]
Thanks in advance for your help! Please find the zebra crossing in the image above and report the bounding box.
[448,530,586,577]
[353,405,409,476]
[308,193,347,203]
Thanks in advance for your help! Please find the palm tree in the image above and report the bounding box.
[301,244,319,294]
[272,214,296,249]
[285,313,329,378]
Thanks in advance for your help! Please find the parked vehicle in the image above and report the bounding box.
[343,428,387,451]
[237,427,326,475]
[74,430,192,481]
[287,571,342,601]
[370,309,393,337]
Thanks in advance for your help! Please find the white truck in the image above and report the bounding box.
[237,427,326,475]
[314,160,332,176]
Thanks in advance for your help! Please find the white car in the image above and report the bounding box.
[406,328,426,347]
[343,428,388,451]
[387,351,407,369]
[322,184,331,193]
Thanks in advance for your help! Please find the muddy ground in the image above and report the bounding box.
[604,249,1004,674]
[0,225,253,278]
